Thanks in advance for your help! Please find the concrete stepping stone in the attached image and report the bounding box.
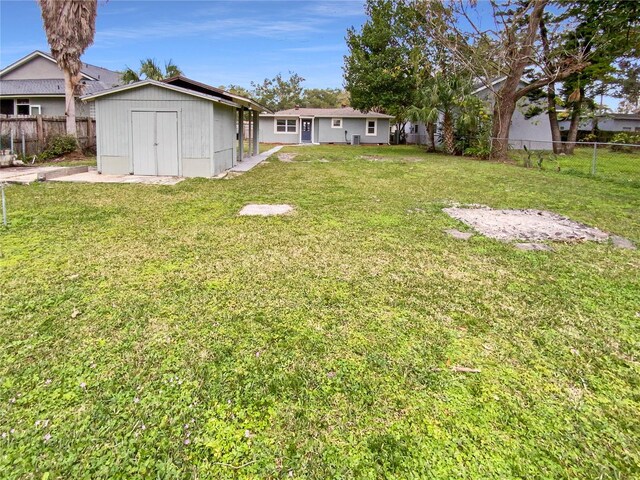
[239,204,293,216]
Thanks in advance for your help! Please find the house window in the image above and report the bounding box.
[366,119,377,136]
[622,127,631,131]
[331,118,342,128]
[275,118,297,133]
[0,99,14,115]
[16,99,30,115]
[29,105,41,115]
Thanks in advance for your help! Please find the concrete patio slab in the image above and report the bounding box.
[0,166,68,184]
[50,169,184,185]
[238,204,293,216]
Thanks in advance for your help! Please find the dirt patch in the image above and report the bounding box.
[443,207,610,242]
[277,153,298,162]
[359,155,386,162]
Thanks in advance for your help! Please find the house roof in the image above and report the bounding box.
[80,79,241,108]
[162,76,270,113]
[609,113,640,121]
[0,79,114,97]
[262,107,394,118]
[0,50,121,85]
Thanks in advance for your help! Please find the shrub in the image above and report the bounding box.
[610,132,640,152]
[38,135,78,160]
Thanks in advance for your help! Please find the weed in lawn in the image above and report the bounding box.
[1,145,638,478]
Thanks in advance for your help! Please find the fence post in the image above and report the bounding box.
[21,130,26,158]
[10,130,14,154]
[36,114,44,151]
[1,183,7,227]
[591,142,597,175]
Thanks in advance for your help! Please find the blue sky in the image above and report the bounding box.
[0,0,368,89]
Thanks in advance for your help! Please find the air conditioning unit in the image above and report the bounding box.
[351,134,361,145]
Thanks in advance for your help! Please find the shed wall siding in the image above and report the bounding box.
[213,103,236,174]
[95,84,218,177]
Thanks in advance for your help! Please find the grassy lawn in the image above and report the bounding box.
[508,146,640,186]
[1,145,638,479]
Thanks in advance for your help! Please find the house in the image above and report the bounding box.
[0,50,122,117]
[407,77,553,149]
[81,76,269,178]
[259,107,393,144]
[558,113,640,133]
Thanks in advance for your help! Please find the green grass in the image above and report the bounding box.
[1,145,639,479]
[509,146,640,186]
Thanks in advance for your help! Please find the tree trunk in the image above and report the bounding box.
[63,69,78,137]
[546,83,562,153]
[489,0,548,159]
[443,110,455,155]
[491,90,518,159]
[427,122,436,151]
[564,89,584,154]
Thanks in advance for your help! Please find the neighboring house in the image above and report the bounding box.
[558,114,640,133]
[260,107,393,144]
[81,76,269,178]
[407,77,553,149]
[0,50,121,117]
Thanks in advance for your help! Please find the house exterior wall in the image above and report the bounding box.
[509,98,552,148]
[0,97,91,117]
[317,117,390,144]
[259,116,299,143]
[1,56,65,80]
[94,84,226,177]
[558,118,640,132]
[259,116,391,144]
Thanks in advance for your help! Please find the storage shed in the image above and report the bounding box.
[82,77,268,177]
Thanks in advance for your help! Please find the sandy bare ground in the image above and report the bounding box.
[277,153,298,162]
[443,207,611,242]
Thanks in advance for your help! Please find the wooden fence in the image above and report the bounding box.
[0,115,95,156]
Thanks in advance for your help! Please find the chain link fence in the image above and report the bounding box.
[493,138,640,184]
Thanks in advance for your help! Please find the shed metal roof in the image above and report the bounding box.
[162,76,270,113]
[80,79,240,108]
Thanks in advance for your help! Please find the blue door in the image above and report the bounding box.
[301,119,312,143]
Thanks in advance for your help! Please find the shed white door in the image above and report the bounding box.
[156,112,179,176]
[131,111,179,176]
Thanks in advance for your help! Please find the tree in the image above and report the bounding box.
[551,0,639,152]
[302,88,348,108]
[220,84,253,98]
[408,73,475,154]
[38,0,97,137]
[426,0,591,158]
[343,0,422,127]
[614,59,640,113]
[251,72,305,111]
[121,59,183,83]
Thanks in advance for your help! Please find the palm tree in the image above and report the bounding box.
[121,59,183,84]
[38,0,97,138]
[408,74,474,155]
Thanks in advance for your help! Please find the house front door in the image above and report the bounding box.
[301,119,312,143]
